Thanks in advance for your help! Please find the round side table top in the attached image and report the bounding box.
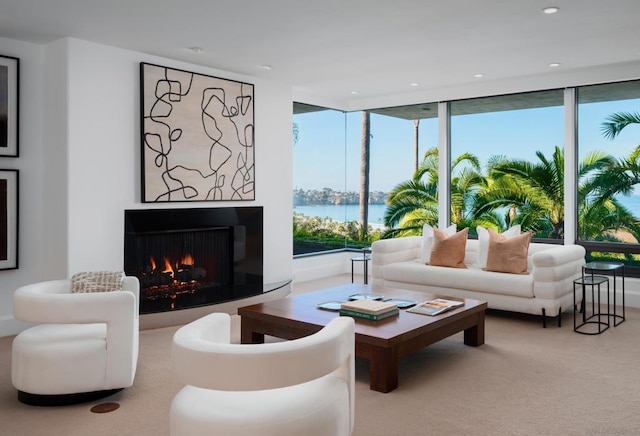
[574,275,609,285]
[584,261,624,271]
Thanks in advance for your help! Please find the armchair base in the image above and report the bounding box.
[18,388,123,407]
[18,388,124,407]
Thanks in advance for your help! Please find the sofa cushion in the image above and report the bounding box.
[421,224,456,263]
[382,260,535,298]
[430,227,468,268]
[477,225,521,268]
[485,229,532,274]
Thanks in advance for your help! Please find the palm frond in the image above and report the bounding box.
[601,111,640,140]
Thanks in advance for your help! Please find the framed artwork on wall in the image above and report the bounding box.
[0,169,18,270]
[0,55,19,157]
[140,62,255,202]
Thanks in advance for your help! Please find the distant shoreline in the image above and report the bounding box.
[294,193,640,230]
[294,204,387,226]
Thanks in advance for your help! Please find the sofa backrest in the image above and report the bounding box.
[464,239,480,265]
[373,235,565,272]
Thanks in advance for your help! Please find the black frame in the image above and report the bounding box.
[0,55,19,157]
[139,62,255,203]
[0,169,18,270]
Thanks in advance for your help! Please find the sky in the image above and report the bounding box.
[293,95,640,194]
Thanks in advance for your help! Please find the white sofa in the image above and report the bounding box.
[371,237,586,327]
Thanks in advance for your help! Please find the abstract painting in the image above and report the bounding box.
[0,169,18,270]
[140,63,255,202]
[0,55,19,157]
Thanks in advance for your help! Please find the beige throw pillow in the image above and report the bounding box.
[476,225,521,268]
[485,229,532,274]
[429,227,468,268]
[421,223,456,263]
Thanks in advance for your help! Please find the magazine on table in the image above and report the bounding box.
[407,298,464,316]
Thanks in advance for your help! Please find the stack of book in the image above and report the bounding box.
[406,298,464,316]
[339,299,399,320]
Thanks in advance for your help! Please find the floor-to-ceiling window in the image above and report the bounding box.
[450,90,565,238]
[577,80,640,270]
[361,104,438,236]
[293,103,348,254]
[293,102,437,255]
[294,79,640,269]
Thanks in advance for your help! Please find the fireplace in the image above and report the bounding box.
[124,207,263,314]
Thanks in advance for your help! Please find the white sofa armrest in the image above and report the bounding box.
[531,244,586,301]
[531,244,586,269]
[371,236,421,285]
[372,237,421,265]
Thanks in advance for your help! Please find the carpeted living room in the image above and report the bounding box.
[2,274,640,435]
[2,1,640,435]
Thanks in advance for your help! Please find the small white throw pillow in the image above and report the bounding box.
[421,223,457,263]
[476,225,521,268]
[71,271,125,293]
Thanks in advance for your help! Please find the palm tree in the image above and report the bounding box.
[595,112,640,202]
[473,146,640,241]
[383,148,487,237]
[473,147,566,238]
[413,119,420,172]
[359,111,371,240]
[382,148,438,238]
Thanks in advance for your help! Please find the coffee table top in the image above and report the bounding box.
[238,283,487,346]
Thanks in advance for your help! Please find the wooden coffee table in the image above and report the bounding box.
[238,283,487,393]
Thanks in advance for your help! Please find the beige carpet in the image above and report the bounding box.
[1,274,639,436]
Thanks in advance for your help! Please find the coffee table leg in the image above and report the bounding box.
[368,346,398,393]
[463,311,485,346]
[240,318,265,344]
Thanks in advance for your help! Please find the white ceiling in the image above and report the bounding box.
[2,0,640,111]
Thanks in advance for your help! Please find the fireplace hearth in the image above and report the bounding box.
[124,207,263,314]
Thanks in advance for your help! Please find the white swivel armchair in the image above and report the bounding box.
[11,275,140,406]
[170,313,355,436]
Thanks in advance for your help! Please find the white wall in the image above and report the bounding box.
[0,37,293,336]
[0,37,44,335]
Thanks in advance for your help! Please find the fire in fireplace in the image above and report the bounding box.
[124,207,263,314]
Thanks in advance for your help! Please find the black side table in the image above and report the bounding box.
[351,248,371,284]
[583,261,625,326]
[573,275,610,335]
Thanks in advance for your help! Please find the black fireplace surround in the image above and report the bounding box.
[124,207,263,315]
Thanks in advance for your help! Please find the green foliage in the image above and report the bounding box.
[383,147,494,238]
[293,213,382,255]
[600,111,640,140]
[384,137,640,243]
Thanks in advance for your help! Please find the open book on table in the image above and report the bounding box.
[406,298,464,316]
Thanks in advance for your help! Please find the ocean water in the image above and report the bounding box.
[294,204,388,225]
[294,194,640,226]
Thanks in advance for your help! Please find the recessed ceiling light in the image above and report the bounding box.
[542,7,559,14]
[351,91,359,95]
[259,64,273,70]
[409,82,419,87]
[549,62,561,67]
[189,47,203,53]
[474,73,484,78]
